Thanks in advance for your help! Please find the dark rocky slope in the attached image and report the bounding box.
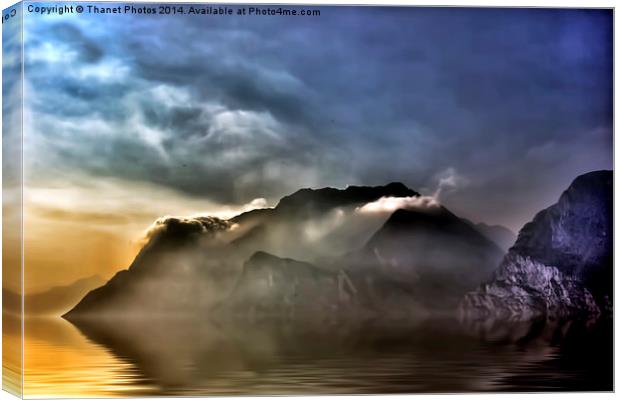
[220,251,423,322]
[64,217,235,319]
[221,251,361,321]
[351,206,504,309]
[460,170,612,320]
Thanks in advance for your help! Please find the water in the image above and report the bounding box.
[7,315,613,397]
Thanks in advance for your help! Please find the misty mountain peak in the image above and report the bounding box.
[380,206,466,233]
[275,182,419,214]
[383,181,413,192]
[247,250,283,265]
[244,251,329,276]
[144,216,232,247]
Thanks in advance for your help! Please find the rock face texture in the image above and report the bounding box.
[511,170,613,305]
[461,254,600,320]
[221,251,423,322]
[461,170,612,320]
[222,251,358,321]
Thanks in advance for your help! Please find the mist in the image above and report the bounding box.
[64,182,509,322]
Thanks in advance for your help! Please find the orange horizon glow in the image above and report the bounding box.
[19,176,272,294]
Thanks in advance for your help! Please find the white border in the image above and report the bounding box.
[0,1,616,400]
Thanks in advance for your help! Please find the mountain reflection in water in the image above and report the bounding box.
[17,315,612,397]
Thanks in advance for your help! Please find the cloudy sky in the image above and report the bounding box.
[10,5,613,291]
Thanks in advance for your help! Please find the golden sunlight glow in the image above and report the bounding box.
[22,318,155,398]
[23,177,271,293]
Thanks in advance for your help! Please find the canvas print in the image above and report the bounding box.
[2,2,614,397]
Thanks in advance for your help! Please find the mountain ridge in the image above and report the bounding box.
[4,275,105,316]
[275,182,419,212]
[64,173,610,323]
[350,206,504,309]
[460,170,613,320]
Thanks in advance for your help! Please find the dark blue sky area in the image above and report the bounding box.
[22,5,613,229]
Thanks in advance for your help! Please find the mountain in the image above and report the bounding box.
[221,251,359,321]
[231,182,418,226]
[464,221,516,251]
[3,276,105,317]
[230,182,420,261]
[220,205,504,321]
[65,181,502,320]
[219,251,424,323]
[64,183,419,319]
[64,216,237,319]
[274,182,418,215]
[509,170,612,304]
[460,170,613,320]
[350,206,504,309]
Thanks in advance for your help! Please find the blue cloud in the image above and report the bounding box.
[22,5,613,228]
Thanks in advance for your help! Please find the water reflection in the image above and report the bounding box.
[3,313,22,396]
[22,317,155,398]
[18,315,613,397]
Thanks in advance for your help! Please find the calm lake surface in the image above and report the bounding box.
[9,315,613,398]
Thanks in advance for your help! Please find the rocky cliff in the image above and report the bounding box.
[460,170,612,320]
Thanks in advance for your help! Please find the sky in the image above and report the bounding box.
[5,4,613,291]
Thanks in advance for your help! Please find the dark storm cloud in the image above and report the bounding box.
[48,23,104,62]
[24,6,612,228]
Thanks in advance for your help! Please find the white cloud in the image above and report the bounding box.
[246,198,268,209]
[356,195,439,214]
[27,40,130,84]
[303,208,346,242]
[184,198,271,221]
[150,85,194,108]
[433,167,467,200]
[77,59,130,83]
[27,42,79,64]
[208,109,283,141]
